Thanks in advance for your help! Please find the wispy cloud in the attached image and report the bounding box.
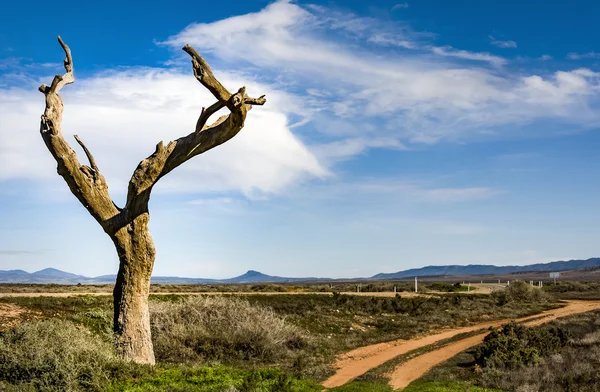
[0,68,327,197]
[0,249,52,255]
[567,52,600,60]
[489,35,517,49]
[316,179,497,204]
[187,197,236,205]
[4,0,600,199]
[392,2,409,10]
[163,0,600,149]
[430,45,507,66]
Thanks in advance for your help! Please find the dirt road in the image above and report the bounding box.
[323,300,600,389]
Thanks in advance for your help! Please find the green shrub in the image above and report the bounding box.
[426,282,466,292]
[403,381,502,392]
[474,309,600,391]
[492,280,549,305]
[249,284,288,292]
[475,322,570,369]
[0,319,119,391]
[150,296,308,364]
[328,380,394,391]
[107,366,321,392]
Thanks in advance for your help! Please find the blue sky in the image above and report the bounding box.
[1,0,600,278]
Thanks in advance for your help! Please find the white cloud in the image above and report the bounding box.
[489,35,517,49]
[353,182,496,203]
[392,3,409,10]
[162,0,600,146]
[567,51,600,60]
[187,197,235,205]
[429,45,507,66]
[312,137,407,165]
[0,68,327,198]
[4,0,600,198]
[368,33,416,49]
[308,179,497,204]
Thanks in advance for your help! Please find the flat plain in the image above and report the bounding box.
[1,279,599,391]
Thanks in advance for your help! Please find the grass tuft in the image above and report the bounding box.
[150,296,309,364]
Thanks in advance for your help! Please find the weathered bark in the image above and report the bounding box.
[38,36,266,365]
[112,213,156,364]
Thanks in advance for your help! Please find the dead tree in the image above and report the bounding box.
[38,36,266,364]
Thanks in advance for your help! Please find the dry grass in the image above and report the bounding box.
[150,296,309,365]
[0,319,119,391]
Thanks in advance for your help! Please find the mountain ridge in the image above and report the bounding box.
[1,257,599,284]
[371,258,600,279]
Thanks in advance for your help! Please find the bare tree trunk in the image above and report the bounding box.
[38,37,265,364]
[112,214,156,364]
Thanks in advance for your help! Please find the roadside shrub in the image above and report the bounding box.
[0,319,118,391]
[249,284,288,292]
[543,281,600,299]
[492,280,548,305]
[475,322,570,369]
[150,296,308,364]
[476,310,600,391]
[426,282,465,292]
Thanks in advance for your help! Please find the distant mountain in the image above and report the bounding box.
[0,267,88,284]
[1,257,599,284]
[372,258,600,279]
[223,270,326,284]
[0,270,30,281]
[0,269,326,285]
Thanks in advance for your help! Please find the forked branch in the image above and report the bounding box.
[39,36,74,97]
[124,45,266,214]
[39,37,119,229]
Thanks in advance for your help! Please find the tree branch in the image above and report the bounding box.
[124,45,266,214]
[73,135,99,173]
[245,95,266,106]
[39,37,120,230]
[182,45,232,106]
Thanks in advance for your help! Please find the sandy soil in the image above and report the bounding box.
[0,303,30,329]
[323,300,600,389]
